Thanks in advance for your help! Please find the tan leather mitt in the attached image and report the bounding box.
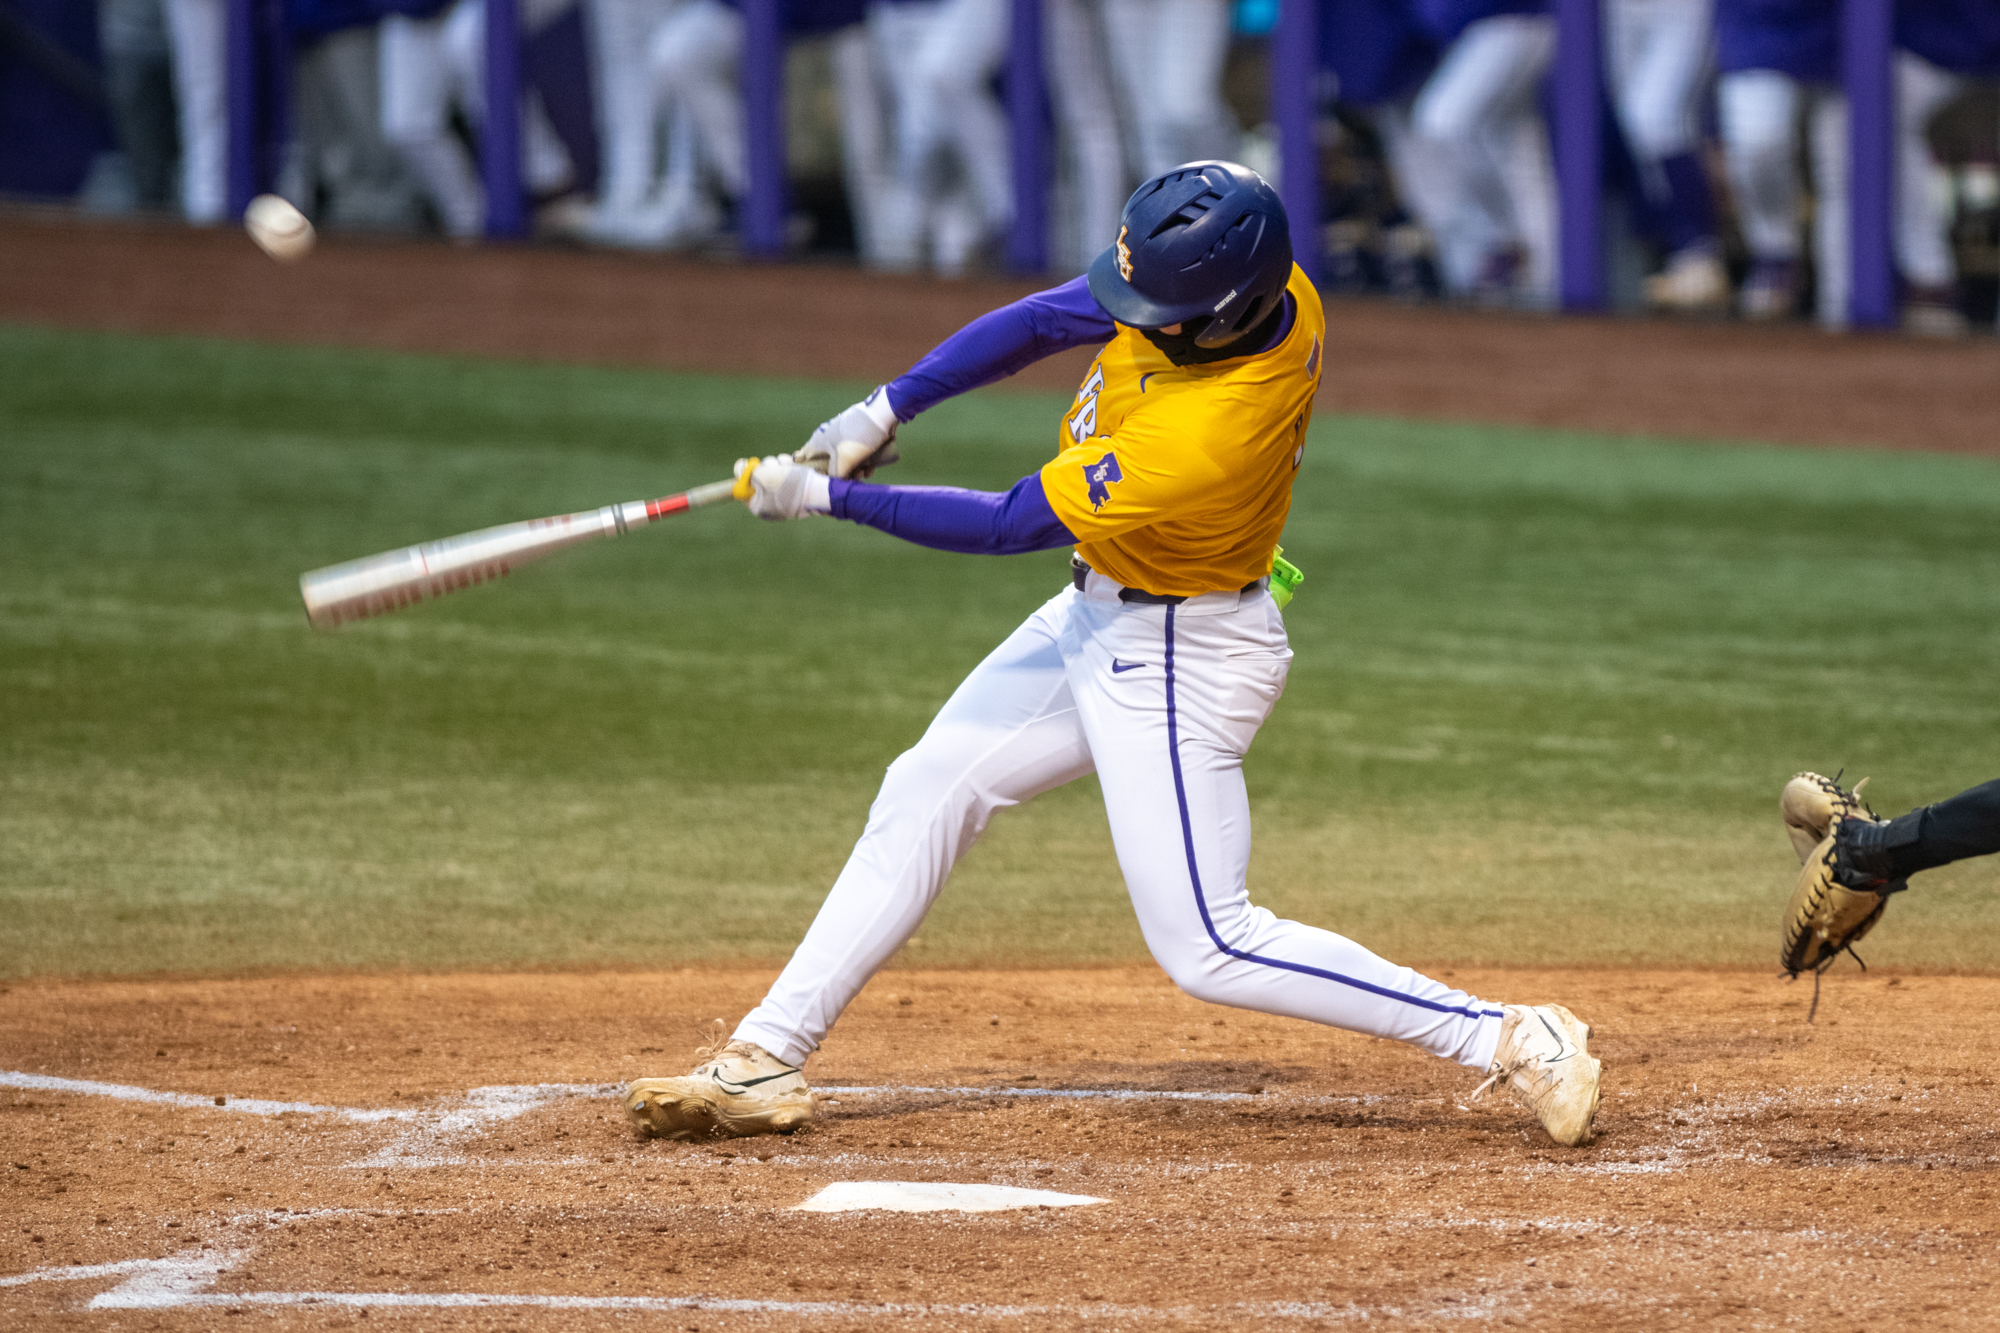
[1778,772,1898,985]
[1780,771,1873,863]
[1781,826,1891,978]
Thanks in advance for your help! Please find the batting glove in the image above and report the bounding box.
[796,386,901,479]
[734,454,833,521]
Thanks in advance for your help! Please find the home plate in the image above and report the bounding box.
[791,1182,1108,1214]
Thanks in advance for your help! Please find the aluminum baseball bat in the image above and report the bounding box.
[300,476,743,629]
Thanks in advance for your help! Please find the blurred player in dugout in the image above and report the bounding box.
[582,0,1246,271]
[1315,0,1997,324]
[99,0,2000,327]
[1716,0,2000,332]
[1312,0,1720,312]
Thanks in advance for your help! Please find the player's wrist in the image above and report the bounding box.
[803,469,833,515]
[862,385,900,433]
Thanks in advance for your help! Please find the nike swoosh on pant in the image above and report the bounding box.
[1111,660,1146,673]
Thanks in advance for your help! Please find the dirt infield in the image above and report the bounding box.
[3,967,1995,1330]
[6,211,2000,455]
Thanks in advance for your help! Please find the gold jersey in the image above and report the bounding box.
[1038,264,1325,597]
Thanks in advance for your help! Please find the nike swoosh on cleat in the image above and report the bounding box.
[711,1068,801,1093]
[1111,660,1146,673]
[1535,1013,1578,1062]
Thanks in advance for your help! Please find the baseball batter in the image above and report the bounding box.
[625,162,1602,1148]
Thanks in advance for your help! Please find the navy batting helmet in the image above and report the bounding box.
[1086,160,1294,351]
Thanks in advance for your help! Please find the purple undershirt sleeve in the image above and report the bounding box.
[885,276,1116,421]
[828,472,1077,556]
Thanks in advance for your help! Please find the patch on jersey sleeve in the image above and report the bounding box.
[1306,332,1322,379]
[1084,452,1124,512]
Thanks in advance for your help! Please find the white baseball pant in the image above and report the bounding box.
[1605,0,1711,164]
[867,0,1013,274]
[833,24,896,261]
[587,0,680,228]
[735,576,1506,1074]
[1374,97,1484,284]
[379,0,577,238]
[1044,0,1128,271]
[1718,52,1960,325]
[163,0,227,223]
[856,0,1126,272]
[650,0,748,202]
[1410,14,1558,305]
[1098,0,1235,179]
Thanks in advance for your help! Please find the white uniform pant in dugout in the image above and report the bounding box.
[735,575,1505,1074]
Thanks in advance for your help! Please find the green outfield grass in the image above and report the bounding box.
[4,321,1999,979]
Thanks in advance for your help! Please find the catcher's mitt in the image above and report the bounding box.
[1780,770,1873,864]
[1778,772,1905,1019]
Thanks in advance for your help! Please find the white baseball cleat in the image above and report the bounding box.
[625,1028,814,1141]
[1473,1004,1602,1147]
[1644,246,1729,313]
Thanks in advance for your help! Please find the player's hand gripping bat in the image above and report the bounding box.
[299,473,751,629]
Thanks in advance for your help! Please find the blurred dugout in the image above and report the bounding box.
[1312,0,2000,327]
[5,0,1999,327]
[579,0,1242,272]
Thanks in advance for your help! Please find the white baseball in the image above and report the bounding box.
[244,194,315,262]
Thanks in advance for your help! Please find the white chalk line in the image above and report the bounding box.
[1,1068,1277,1174]
[0,1258,174,1289]
[0,1068,1270,1131]
[0,1070,417,1123]
[819,1084,1255,1103]
[9,1250,1421,1322]
[346,1083,618,1169]
[93,1290,1408,1321]
[4,1067,1753,1180]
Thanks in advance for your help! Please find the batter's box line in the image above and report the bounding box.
[7,1250,1434,1323]
[0,1069,1290,1173]
[3,1068,1392,1168]
[93,1290,1413,1321]
[0,1070,424,1122]
[1,1069,1291,1124]
[816,1084,1261,1102]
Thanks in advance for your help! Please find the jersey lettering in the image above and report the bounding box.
[1084,452,1123,511]
[1068,366,1106,442]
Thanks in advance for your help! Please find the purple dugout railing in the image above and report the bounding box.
[225,0,257,217]
[1007,0,1050,273]
[224,0,288,219]
[224,0,1897,323]
[1552,0,1603,312]
[483,0,528,239]
[1273,0,1321,285]
[1844,0,1895,328]
[742,0,787,257]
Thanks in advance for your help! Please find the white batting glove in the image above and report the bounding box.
[795,386,901,479]
[733,454,833,521]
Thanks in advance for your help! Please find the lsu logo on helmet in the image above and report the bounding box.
[1115,226,1133,282]
[1084,452,1123,511]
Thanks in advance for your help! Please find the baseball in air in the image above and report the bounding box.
[244,193,315,262]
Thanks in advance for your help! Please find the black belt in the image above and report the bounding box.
[1070,558,1260,605]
